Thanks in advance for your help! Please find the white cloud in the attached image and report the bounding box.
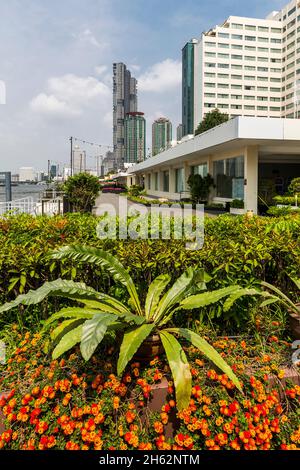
[76,28,108,49]
[30,74,110,118]
[138,59,181,93]
[30,93,81,118]
[95,65,108,76]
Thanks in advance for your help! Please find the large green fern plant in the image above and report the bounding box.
[0,245,257,410]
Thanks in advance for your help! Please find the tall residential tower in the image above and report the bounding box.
[152,117,172,156]
[113,63,138,168]
[124,112,146,163]
[182,0,300,136]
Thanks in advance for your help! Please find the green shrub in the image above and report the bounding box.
[230,199,244,209]
[64,173,100,213]
[273,195,298,205]
[288,177,300,196]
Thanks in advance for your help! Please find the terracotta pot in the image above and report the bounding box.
[289,308,300,340]
[134,333,164,363]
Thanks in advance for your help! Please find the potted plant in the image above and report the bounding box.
[187,174,215,205]
[0,246,250,410]
[230,199,245,215]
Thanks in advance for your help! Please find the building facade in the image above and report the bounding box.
[176,124,183,142]
[124,112,146,163]
[182,0,300,136]
[152,117,172,156]
[113,63,138,168]
[182,39,198,136]
[72,145,86,175]
[129,117,300,214]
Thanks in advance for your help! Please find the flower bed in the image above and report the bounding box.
[0,330,299,451]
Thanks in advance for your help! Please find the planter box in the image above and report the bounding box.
[230,207,245,215]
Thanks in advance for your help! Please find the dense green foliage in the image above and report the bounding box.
[0,213,300,332]
[195,109,229,136]
[63,173,100,213]
[230,199,244,209]
[288,177,300,196]
[187,174,215,203]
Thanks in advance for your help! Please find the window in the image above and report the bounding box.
[244,55,255,61]
[218,32,229,38]
[258,57,268,62]
[232,44,243,50]
[271,38,281,44]
[204,72,216,77]
[205,52,216,57]
[270,96,281,102]
[148,174,151,190]
[218,73,229,78]
[257,67,268,72]
[288,6,296,16]
[232,34,243,40]
[232,64,242,70]
[154,173,158,191]
[245,35,256,41]
[205,62,216,68]
[270,106,280,111]
[244,95,255,100]
[231,84,242,89]
[270,68,281,73]
[270,87,280,92]
[213,156,244,199]
[204,92,216,97]
[231,54,242,60]
[245,45,256,51]
[257,106,268,110]
[231,104,242,109]
[218,53,229,58]
[270,48,281,53]
[218,83,229,88]
[244,105,255,110]
[191,163,208,178]
[218,63,229,68]
[231,23,243,29]
[204,103,216,108]
[257,76,268,81]
[270,77,281,82]
[258,37,269,43]
[244,66,256,71]
[218,103,229,108]
[205,42,215,47]
[218,93,229,98]
[258,26,268,32]
[218,43,229,48]
[271,27,281,33]
[175,168,184,193]
[245,25,256,31]
[245,85,255,90]
[204,82,216,88]
[244,75,255,80]
[258,47,268,52]
[257,96,268,101]
[231,74,242,79]
[163,171,169,192]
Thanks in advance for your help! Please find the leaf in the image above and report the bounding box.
[167,328,242,392]
[82,300,144,325]
[50,318,85,341]
[0,279,110,314]
[52,324,83,360]
[160,330,192,411]
[223,288,262,312]
[43,308,99,329]
[145,274,171,321]
[51,245,142,315]
[117,324,155,376]
[179,286,242,310]
[80,313,117,361]
[153,267,196,323]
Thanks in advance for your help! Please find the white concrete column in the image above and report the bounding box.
[169,167,176,194]
[244,146,258,214]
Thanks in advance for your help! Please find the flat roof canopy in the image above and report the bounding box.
[129,117,300,173]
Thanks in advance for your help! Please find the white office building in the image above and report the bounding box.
[19,167,36,182]
[183,0,300,134]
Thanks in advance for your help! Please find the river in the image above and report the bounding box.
[0,184,47,203]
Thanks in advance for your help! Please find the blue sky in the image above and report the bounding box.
[0,0,287,172]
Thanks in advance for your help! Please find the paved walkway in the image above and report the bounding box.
[94,193,217,217]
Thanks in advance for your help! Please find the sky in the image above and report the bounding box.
[0,0,288,173]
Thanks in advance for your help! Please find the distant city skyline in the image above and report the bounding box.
[0,0,288,172]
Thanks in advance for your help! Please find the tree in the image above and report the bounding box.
[195,109,229,136]
[64,173,100,213]
[187,173,215,203]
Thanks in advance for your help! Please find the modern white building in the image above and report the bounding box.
[19,167,36,182]
[183,0,300,135]
[72,145,86,175]
[128,117,300,214]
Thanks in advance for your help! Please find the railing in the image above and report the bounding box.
[0,197,36,215]
[0,196,64,216]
